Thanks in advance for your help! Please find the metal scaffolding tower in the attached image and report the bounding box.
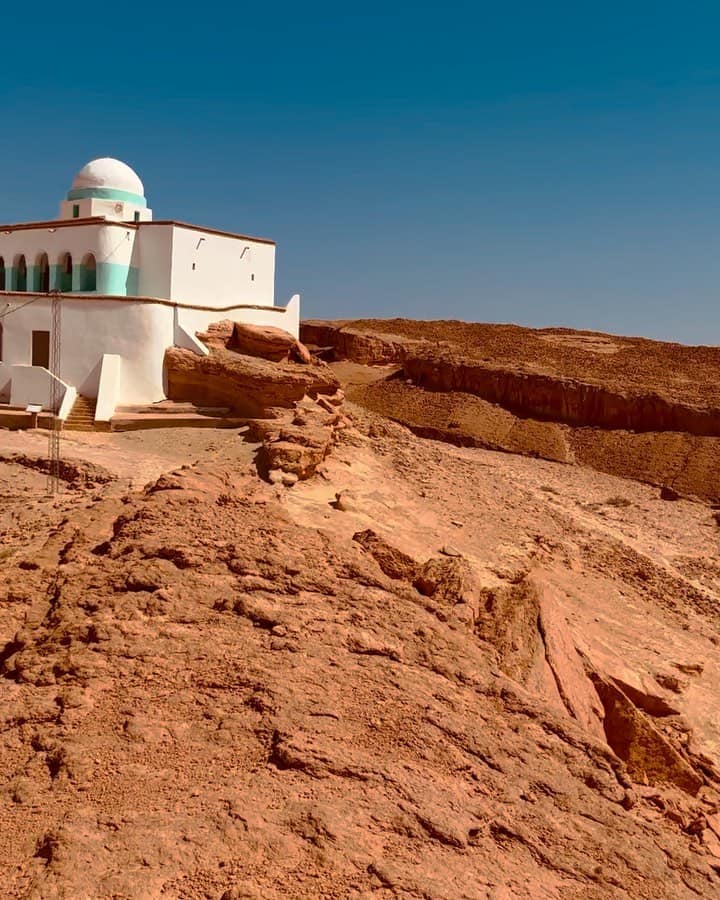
[48,292,62,494]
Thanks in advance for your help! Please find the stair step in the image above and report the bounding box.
[65,395,98,430]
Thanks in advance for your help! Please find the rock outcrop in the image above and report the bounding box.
[250,392,350,483]
[308,320,720,501]
[1,393,720,896]
[164,346,339,417]
[404,350,720,436]
[301,319,428,364]
[226,322,313,363]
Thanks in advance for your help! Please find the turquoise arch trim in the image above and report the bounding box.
[49,264,63,290]
[66,187,147,208]
[1,262,139,295]
[96,262,141,296]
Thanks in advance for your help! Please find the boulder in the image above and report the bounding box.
[228,323,296,361]
[164,346,339,417]
[352,529,419,581]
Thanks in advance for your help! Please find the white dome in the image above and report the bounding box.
[71,157,145,197]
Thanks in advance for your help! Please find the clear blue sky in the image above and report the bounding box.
[3,1,720,344]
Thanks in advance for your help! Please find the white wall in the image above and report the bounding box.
[164,225,275,308]
[0,296,172,404]
[0,221,137,289]
[136,224,173,298]
[95,354,122,422]
[175,293,300,344]
[8,364,74,413]
[58,198,152,222]
[0,293,298,410]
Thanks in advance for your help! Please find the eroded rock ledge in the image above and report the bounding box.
[302,320,720,436]
[165,322,339,417]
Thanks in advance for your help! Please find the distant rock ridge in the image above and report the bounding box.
[302,320,720,436]
[302,319,720,501]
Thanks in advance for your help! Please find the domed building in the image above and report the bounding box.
[0,158,299,424]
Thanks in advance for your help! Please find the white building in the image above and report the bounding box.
[0,157,299,423]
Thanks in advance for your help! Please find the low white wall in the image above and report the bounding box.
[95,354,122,422]
[58,385,77,421]
[0,297,173,404]
[8,364,73,413]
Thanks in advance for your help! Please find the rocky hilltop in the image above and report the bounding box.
[1,319,719,898]
[302,319,720,502]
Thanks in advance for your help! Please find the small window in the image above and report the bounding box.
[251,273,255,281]
[134,211,140,222]
[72,204,80,218]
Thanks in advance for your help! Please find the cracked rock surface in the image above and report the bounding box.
[0,397,719,897]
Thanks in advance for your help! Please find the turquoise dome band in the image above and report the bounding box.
[67,187,147,207]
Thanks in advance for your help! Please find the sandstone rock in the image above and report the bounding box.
[300,320,427,365]
[164,345,339,416]
[655,672,687,694]
[674,661,705,676]
[589,673,703,796]
[537,589,606,741]
[334,490,359,512]
[228,322,297,362]
[352,529,418,581]
[259,440,326,481]
[440,544,462,557]
[2,359,720,899]
[414,556,478,607]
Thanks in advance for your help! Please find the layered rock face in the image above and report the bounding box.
[404,350,720,436]
[165,321,338,417]
[301,320,428,364]
[304,319,720,501]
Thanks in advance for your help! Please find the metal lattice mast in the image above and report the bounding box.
[48,292,62,494]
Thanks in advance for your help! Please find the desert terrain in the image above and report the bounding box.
[1,319,720,898]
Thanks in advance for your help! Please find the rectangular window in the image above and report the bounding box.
[134,211,140,222]
[72,204,80,218]
[31,331,50,368]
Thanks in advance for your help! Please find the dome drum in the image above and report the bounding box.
[59,157,151,223]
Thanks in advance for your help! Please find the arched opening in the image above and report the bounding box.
[0,257,5,291]
[58,252,73,292]
[36,253,50,292]
[79,253,97,291]
[14,255,27,292]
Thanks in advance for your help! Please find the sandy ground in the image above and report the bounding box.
[1,402,720,896]
[0,426,256,488]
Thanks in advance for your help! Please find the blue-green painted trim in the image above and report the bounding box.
[66,187,147,208]
[49,265,63,291]
[96,262,141,296]
[125,266,140,296]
